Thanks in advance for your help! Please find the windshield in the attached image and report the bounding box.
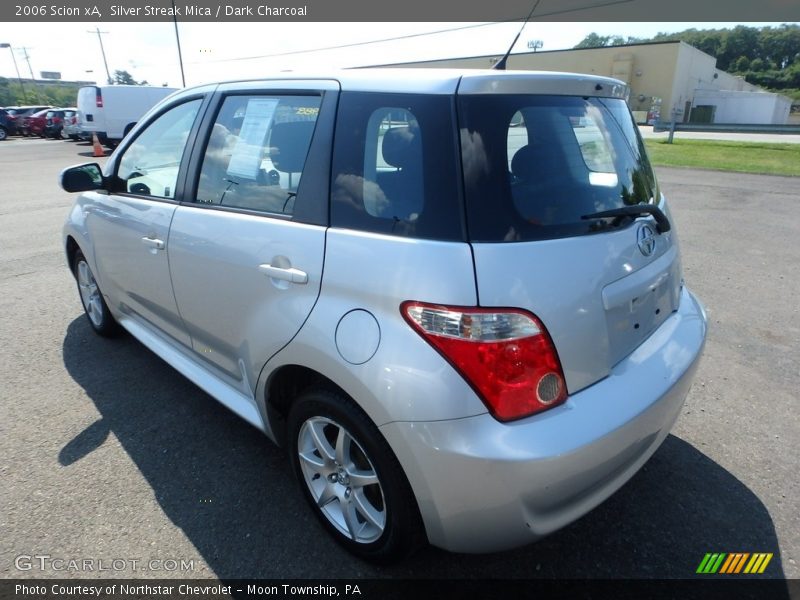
[458,94,658,242]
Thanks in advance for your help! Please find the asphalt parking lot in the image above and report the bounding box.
[1,136,798,582]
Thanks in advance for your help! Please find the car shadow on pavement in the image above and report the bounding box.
[62,316,787,586]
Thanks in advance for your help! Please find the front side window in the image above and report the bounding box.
[460,94,658,242]
[331,92,463,241]
[116,99,202,199]
[194,94,321,216]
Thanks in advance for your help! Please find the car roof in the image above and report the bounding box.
[177,68,627,98]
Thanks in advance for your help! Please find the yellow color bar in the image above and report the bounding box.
[744,553,774,574]
[759,553,773,573]
[744,554,761,574]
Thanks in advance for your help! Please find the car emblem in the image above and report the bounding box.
[637,223,657,257]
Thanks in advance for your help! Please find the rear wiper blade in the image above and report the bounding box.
[581,204,671,234]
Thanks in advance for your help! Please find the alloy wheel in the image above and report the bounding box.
[77,259,104,328]
[297,416,386,544]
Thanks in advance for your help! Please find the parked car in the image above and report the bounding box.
[0,108,11,140]
[60,69,707,562]
[21,108,52,137]
[6,105,51,135]
[3,106,22,135]
[45,108,75,138]
[77,84,177,148]
[61,109,81,140]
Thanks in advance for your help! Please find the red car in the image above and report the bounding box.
[21,108,51,137]
[4,105,50,135]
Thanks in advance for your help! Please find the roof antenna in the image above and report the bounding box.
[493,0,542,70]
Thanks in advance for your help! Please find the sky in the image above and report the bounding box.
[0,21,794,88]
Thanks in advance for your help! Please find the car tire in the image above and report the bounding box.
[287,388,425,563]
[0,127,6,141]
[73,249,120,337]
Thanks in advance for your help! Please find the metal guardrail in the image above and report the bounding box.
[652,122,800,134]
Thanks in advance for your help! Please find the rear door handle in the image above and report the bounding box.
[141,236,165,250]
[258,264,308,284]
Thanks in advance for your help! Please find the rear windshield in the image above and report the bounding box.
[458,95,658,242]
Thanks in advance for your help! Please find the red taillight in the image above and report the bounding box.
[96,89,103,108]
[402,302,568,421]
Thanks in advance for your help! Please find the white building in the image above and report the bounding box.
[382,41,792,125]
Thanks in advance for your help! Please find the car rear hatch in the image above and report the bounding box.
[77,86,100,125]
[457,74,682,394]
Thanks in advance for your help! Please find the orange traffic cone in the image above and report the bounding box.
[92,133,105,157]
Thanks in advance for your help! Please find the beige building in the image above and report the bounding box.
[382,41,790,125]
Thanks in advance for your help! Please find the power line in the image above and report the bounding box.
[185,22,504,65]
[184,0,635,67]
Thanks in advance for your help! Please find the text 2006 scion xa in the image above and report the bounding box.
[61,69,707,562]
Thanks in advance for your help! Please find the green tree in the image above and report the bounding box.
[574,33,644,48]
[574,24,800,92]
[574,33,612,48]
[0,77,12,105]
[732,55,751,71]
[112,70,148,85]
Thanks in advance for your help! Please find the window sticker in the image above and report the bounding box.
[226,98,279,180]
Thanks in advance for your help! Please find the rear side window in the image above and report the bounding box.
[331,92,463,241]
[194,94,321,216]
[459,95,658,242]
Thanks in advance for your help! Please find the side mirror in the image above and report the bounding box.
[60,163,104,193]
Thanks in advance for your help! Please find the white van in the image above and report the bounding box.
[77,84,178,147]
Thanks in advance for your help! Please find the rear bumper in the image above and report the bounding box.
[380,286,707,553]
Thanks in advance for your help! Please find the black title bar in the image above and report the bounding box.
[4,0,800,22]
[2,579,798,600]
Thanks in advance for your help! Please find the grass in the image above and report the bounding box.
[644,139,800,177]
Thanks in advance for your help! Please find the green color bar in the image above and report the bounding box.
[696,553,713,574]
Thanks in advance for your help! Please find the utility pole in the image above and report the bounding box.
[19,47,35,80]
[171,0,186,87]
[18,47,38,100]
[0,43,27,102]
[88,27,112,84]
